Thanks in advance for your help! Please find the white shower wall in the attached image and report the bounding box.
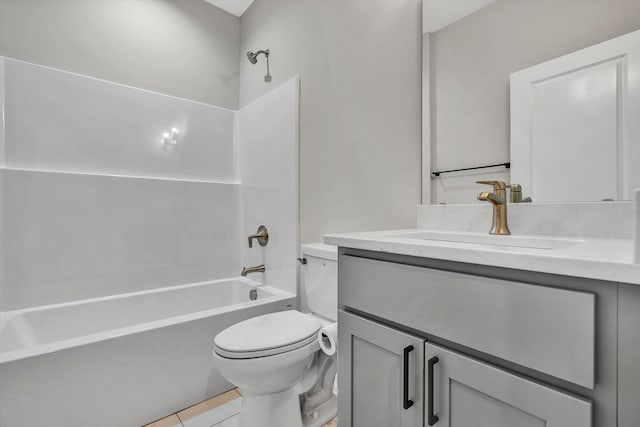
[2,171,243,309]
[0,57,298,310]
[238,78,299,295]
[3,58,237,182]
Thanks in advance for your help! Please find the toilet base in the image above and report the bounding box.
[301,393,337,427]
[238,387,304,427]
[237,389,336,427]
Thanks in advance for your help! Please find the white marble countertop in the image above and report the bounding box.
[324,229,640,285]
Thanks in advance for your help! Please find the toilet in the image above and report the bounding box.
[213,243,338,427]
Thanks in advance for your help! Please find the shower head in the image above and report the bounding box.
[246,49,272,83]
[246,49,269,64]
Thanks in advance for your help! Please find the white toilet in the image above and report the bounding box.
[213,243,338,427]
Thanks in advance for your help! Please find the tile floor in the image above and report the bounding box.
[143,388,337,427]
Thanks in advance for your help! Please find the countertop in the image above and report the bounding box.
[324,229,640,285]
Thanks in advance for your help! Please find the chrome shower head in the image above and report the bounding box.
[246,49,269,64]
[246,49,272,83]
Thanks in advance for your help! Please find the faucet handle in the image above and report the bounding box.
[476,180,507,191]
[506,184,523,203]
[248,225,269,248]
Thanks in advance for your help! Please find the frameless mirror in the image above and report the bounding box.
[510,29,640,203]
[422,0,640,204]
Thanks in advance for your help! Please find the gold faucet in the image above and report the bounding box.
[476,180,511,235]
[241,264,265,276]
[507,184,522,203]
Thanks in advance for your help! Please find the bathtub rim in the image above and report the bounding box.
[0,277,295,364]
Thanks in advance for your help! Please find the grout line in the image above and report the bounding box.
[141,413,184,427]
[152,389,242,427]
[176,412,186,426]
[209,411,240,427]
[177,390,240,423]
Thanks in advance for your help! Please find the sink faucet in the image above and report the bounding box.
[476,180,511,235]
[241,264,265,276]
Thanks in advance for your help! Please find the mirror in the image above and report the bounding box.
[422,0,640,204]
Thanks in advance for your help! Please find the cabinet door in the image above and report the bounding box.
[424,342,592,427]
[338,310,424,427]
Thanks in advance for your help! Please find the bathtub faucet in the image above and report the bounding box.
[241,264,265,276]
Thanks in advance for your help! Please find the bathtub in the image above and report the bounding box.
[0,278,295,427]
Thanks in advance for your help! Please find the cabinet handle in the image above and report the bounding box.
[427,356,440,425]
[402,345,414,410]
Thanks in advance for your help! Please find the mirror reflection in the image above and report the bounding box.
[422,0,640,204]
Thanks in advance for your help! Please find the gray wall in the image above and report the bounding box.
[429,0,640,203]
[0,0,240,109]
[240,0,423,244]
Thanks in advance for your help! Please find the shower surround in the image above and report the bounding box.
[0,56,299,426]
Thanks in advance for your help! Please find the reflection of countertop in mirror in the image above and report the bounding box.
[324,201,640,285]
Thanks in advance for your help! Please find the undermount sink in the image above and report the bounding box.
[387,231,582,250]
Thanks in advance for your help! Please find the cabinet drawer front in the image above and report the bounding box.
[339,255,595,388]
[425,342,592,427]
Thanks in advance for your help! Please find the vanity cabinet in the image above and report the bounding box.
[337,249,620,426]
[424,342,591,427]
[338,310,592,427]
[338,310,424,427]
[338,254,596,389]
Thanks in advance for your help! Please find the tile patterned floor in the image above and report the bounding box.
[143,388,337,427]
[324,417,338,427]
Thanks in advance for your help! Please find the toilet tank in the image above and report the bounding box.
[301,243,338,321]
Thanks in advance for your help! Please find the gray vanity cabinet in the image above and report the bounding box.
[424,342,592,427]
[336,249,619,426]
[338,310,424,427]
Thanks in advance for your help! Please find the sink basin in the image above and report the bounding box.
[388,231,582,250]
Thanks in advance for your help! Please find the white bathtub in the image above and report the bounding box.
[0,278,295,427]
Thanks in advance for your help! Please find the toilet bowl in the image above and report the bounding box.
[213,243,338,427]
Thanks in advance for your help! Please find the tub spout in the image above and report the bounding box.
[241,264,265,277]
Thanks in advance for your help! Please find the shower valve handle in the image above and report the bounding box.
[248,225,269,248]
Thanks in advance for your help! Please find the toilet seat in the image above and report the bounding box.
[214,310,322,359]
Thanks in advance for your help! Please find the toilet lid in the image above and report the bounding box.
[214,310,322,358]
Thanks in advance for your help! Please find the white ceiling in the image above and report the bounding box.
[203,0,492,31]
[423,0,495,33]
[202,0,255,17]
